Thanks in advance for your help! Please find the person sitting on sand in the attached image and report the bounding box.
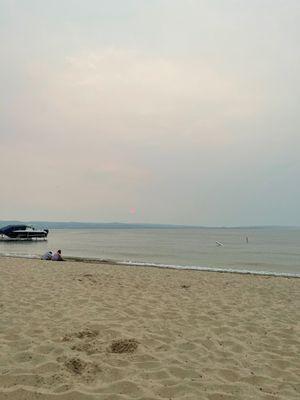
[51,249,64,261]
[41,251,52,260]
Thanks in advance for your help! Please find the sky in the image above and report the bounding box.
[1,0,300,226]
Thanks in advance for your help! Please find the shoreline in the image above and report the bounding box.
[1,253,300,279]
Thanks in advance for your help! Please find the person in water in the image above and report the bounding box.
[41,251,52,260]
[51,249,64,261]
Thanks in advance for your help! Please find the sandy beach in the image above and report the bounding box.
[0,257,299,400]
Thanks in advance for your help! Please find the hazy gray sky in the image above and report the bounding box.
[1,0,300,225]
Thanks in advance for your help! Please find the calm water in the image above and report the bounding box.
[1,227,300,276]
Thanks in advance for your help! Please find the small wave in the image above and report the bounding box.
[118,260,300,278]
[0,252,40,259]
[1,253,299,278]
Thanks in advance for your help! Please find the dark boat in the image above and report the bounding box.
[0,225,49,240]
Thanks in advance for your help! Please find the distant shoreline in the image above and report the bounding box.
[1,221,299,230]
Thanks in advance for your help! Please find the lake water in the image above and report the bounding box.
[1,227,300,277]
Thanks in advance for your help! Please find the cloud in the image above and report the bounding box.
[13,47,263,150]
[1,13,299,225]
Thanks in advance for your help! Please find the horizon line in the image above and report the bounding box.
[0,220,299,229]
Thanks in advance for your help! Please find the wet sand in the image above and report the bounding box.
[0,257,299,399]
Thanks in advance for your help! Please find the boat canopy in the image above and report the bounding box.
[0,225,28,235]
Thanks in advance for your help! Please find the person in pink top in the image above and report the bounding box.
[51,249,64,261]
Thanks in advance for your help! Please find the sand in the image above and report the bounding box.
[0,257,299,400]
